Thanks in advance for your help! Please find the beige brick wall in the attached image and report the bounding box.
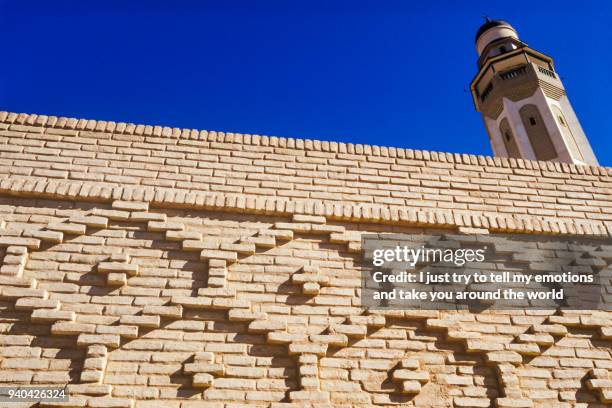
[0,112,610,408]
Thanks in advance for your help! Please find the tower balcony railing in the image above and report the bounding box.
[499,66,527,80]
[537,65,556,78]
[480,83,493,101]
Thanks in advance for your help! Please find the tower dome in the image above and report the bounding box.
[475,18,519,56]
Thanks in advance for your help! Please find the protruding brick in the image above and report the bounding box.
[288,343,327,356]
[454,397,491,407]
[302,282,320,295]
[15,298,60,310]
[193,373,214,388]
[400,380,422,394]
[31,309,75,322]
[228,309,267,322]
[0,287,47,299]
[112,200,149,211]
[495,398,533,408]
[70,215,108,228]
[486,351,523,364]
[289,390,330,402]
[200,250,237,262]
[77,334,121,348]
[142,305,183,318]
[166,230,203,241]
[119,315,160,328]
[147,221,183,231]
[184,363,225,375]
[332,324,366,338]
[47,222,86,235]
[51,322,96,335]
[309,334,348,347]
[392,370,429,384]
[248,319,287,333]
[107,273,127,286]
[97,262,139,276]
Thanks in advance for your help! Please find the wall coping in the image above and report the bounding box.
[1,111,610,176]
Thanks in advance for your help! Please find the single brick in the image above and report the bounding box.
[248,319,287,333]
[392,370,429,383]
[77,334,121,348]
[119,315,160,328]
[98,262,139,275]
[31,309,75,322]
[288,343,327,356]
[487,351,523,364]
[142,305,183,318]
[112,200,149,211]
[184,363,225,375]
[107,273,127,286]
[193,373,214,388]
[401,380,422,394]
[70,215,108,228]
[15,298,60,310]
[495,398,534,408]
[46,222,87,235]
[228,309,267,322]
[147,221,183,231]
[454,397,491,407]
[200,250,237,262]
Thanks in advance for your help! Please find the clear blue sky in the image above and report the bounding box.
[1,1,610,164]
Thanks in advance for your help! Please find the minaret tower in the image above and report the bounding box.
[470,19,598,165]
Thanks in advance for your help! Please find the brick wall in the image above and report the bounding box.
[0,112,610,408]
[1,112,612,225]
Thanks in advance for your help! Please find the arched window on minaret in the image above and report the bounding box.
[551,105,584,162]
[499,118,520,158]
[519,104,557,161]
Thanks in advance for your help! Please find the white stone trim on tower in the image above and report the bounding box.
[476,26,519,55]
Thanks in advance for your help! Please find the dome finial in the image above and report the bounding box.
[475,18,515,44]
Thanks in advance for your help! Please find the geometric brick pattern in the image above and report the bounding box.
[0,112,611,408]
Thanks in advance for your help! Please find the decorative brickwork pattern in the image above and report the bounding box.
[0,112,610,408]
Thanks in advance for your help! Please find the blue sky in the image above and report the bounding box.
[1,1,610,164]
